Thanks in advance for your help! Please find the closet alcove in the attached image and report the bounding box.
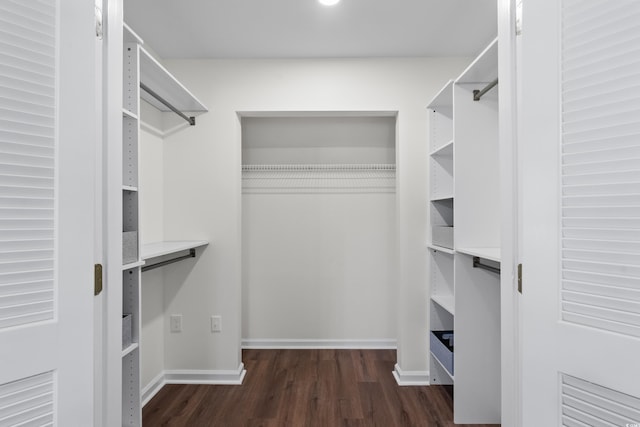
[240,112,398,348]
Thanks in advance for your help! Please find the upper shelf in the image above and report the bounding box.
[141,240,209,260]
[457,38,498,84]
[138,46,208,115]
[427,80,454,109]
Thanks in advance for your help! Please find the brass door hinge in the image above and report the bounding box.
[94,264,103,296]
[517,263,523,294]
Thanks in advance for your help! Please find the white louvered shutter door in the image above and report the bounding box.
[522,1,640,426]
[0,0,96,425]
[0,0,57,330]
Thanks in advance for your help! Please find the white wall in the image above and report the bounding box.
[139,102,165,389]
[243,192,396,344]
[157,57,470,374]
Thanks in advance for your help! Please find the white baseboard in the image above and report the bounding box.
[141,364,246,408]
[141,372,166,407]
[392,363,430,386]
[164,363,246,385]
[242,338,397,349]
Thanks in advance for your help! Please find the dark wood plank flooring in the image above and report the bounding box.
[143,349,499,427]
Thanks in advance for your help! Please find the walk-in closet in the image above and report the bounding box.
[2,1,639,426]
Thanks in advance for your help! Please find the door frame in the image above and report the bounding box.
[498,0,522,426]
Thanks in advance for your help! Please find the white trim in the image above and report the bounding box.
[392,363,430,386]
[141,372,166,407]
[164,364,246,385]
[242,339,397,350]
[140,364,246,408]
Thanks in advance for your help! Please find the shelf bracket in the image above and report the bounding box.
[142,248,196,272]
[472,256,501,275]
[140,82,196,126]
[473,78,499,101]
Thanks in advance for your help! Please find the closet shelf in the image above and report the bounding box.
[122,185,138,192]
[427,80,454,109]
[427,244,455,255]
[456,247,501,263]
[141,240,208,260]
[139,46,208,117]
[430,195,454,202]
[242,164,395,171]
[123,260,145,270]
[123,22,143,45]
[141,241,208,272]
[430,140,454,157]
[430,351,454,381]
[431,295,455,315]
[122,342,139,358]
[457,38,498,84]
[122,108,138,120]
[242,164,396,194]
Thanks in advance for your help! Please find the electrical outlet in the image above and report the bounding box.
[211,315,222,333]
[170,314,182,333]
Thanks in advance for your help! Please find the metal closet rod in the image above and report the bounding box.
[472,256,501,274]
[473,78,499,101]
[142,248,196,272]
[140,82,196,126]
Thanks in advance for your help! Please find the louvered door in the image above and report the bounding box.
[521,0,640,425]
[0,1,97,425]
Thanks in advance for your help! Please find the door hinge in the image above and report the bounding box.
[517,263,523,294]
[95,5,103,40]
[94,264,103,296]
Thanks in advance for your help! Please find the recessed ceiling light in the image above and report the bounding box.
[319,0,340,6]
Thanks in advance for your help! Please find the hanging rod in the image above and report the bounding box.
[473,78,499,101]
[473,256,501,274]
[140,82,196,126]
[142,248,196,272]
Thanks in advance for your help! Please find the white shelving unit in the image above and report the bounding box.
[427,81,455,387]
[121,23,143,427]
[427,38,501,425]
[115,23,209,426]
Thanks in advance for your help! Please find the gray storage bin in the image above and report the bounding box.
[432,226,454,249]
[123,231,138,264]
[430,330,454,375]
[122,314,132,349]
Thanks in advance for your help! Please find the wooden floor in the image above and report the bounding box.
[143,349,499,427]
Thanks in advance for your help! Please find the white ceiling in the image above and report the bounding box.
[123,0,497,59]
